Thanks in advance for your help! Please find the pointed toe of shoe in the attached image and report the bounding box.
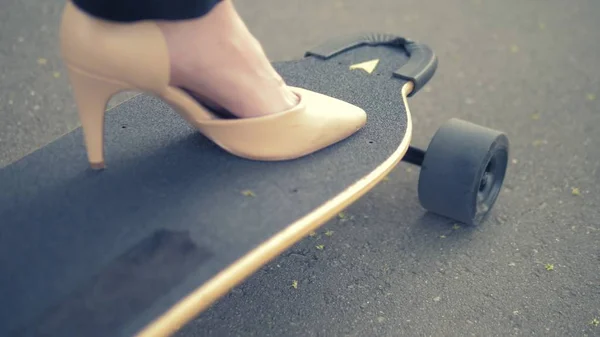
[297,87,367,145]
[331,95,367,138]
[196,87,367,161]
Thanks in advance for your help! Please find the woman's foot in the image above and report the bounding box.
[156,0,298,118]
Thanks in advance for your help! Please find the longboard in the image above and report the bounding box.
[0,33,508,337]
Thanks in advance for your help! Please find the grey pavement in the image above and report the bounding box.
[2,0,600,336]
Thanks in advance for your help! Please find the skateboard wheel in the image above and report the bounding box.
[417,118,509,226]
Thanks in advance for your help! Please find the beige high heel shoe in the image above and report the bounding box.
[59,1,366,169]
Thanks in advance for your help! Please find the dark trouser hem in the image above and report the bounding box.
[71,0,223,22]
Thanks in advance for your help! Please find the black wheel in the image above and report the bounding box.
[417,118,509,226]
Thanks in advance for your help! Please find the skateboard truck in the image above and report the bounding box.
[307,33,510,226]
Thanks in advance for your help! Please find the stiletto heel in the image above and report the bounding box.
[66,66,130,169]
[59,0,367,168]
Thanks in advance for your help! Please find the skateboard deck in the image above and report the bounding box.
[0,34,437,337]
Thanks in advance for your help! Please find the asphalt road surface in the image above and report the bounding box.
[1,0,599,336]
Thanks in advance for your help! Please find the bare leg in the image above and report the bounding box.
[156,0,299,118]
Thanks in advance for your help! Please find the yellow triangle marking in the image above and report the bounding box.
[349,59,380,74]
